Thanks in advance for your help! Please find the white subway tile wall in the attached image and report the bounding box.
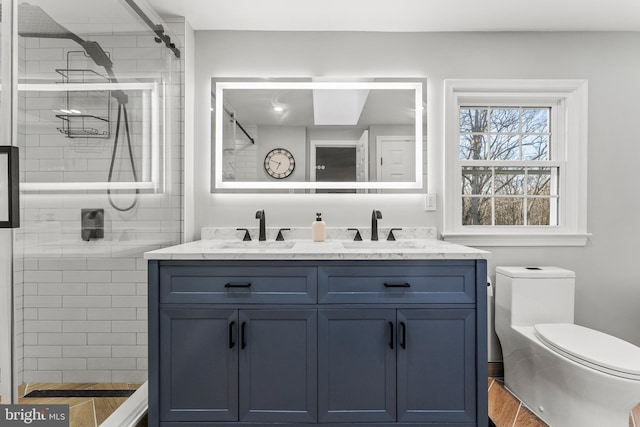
[14,16,185,384]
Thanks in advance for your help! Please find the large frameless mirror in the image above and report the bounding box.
[211,78,426,192]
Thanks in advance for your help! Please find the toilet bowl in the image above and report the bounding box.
[495,266,640,427]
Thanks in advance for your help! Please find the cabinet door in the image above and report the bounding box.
[238,309,317,423]
[397,308,476,423]
[318,309,396,423]
[159,308,238,422]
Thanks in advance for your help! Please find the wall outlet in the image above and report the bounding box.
[425,193,436,211]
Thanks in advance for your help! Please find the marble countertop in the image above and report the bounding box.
[144,227,489,261]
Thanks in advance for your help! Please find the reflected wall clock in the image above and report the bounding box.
[264,148,295,179]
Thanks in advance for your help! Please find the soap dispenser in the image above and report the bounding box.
[312,212,326,242]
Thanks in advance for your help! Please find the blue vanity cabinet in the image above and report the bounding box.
[150,261,318,426]
[237,309,317,423]
[396,308,476,423]
[318,308,398,423]
[159,308,238,422]
[316,262,479,424]
[158,307,317,423]
[148,258,488,427]
[317,308,476,424]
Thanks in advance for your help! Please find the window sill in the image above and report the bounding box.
[442,232,591,247]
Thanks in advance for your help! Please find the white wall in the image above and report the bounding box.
[193,30,640,347]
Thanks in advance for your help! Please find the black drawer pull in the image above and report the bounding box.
[400,321,407,349]
[229,321,236,349]
[389,322,394,349]
[241,322,247,349]
[384,282,411,288]
[224,282,252,288]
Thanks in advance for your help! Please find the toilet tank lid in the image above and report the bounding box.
[496,266,575,278]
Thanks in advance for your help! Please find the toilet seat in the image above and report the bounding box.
[534,323,640,380]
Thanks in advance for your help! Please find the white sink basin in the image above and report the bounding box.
[216,241,296,249]
[341,240,419,250]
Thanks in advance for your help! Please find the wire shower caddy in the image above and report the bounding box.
[55,50,112,145]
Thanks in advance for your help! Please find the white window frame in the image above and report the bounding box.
[443,79,590,246]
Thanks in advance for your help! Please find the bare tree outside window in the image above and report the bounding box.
[459,107,558,226]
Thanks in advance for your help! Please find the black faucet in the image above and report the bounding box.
[371,209,382,241]
[255,210,266,241]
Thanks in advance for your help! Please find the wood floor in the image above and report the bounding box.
[16,382,144,427]
[489,377,640,427]
[9,379,640,426]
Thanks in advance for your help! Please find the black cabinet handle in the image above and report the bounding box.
[389,321,394,349]
[384,283,411,288]
[229,321,236,349]
[241,322,247,349]
[400,321,407,349]
[224,282,252,288]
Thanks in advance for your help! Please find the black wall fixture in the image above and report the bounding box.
[123,0,181,58]
[0,146,19,228]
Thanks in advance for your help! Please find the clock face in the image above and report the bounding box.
[264,148,295,179]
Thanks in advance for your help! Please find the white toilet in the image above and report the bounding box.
[495,266,640,427]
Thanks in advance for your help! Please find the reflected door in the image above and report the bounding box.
[377,138,415,182]
[314,146,357,194]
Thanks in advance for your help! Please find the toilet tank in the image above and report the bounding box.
[495,266,576,327]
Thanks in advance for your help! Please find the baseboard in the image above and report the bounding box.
[488,362,503,377]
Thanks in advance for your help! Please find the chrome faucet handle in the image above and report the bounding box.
[236,228,252,241]
[276,228,291,241]
[387,228,402,241]
[348,228,363,241]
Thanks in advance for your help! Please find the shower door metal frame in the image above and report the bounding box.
[0,0,19,404]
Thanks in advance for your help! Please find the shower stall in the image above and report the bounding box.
[0,0,184,413]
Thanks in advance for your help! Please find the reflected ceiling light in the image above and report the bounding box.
[273,106,284,112]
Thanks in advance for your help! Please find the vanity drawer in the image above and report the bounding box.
[318,264,476,304]
[159,264,317,304]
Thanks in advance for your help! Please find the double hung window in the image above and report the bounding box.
[443,80,589,246]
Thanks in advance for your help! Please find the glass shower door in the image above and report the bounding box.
[7,0,184,422]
